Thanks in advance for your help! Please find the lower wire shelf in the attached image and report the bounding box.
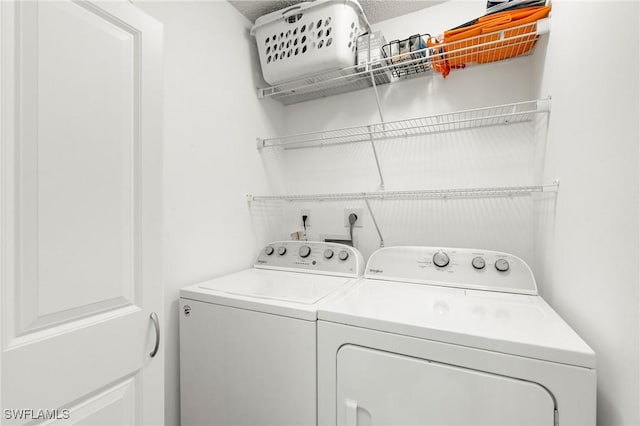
[246,181,559,202]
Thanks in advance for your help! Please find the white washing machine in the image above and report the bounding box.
[317,246,596,426]
[180,241,364,426]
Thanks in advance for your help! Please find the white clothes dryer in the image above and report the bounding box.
[180,241,364,426]
[317,246,596,426]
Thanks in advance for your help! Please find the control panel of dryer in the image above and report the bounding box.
[365,246,537,295]
[255,241,365,277]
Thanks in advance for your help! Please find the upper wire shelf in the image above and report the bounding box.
[258,18,550,105]
[258,98,550,150]
[246,182,559,202]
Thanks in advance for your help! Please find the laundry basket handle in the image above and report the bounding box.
[281,5,302,18]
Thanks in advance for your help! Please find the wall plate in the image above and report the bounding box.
[344,208,364,228]
[300,209,311,228]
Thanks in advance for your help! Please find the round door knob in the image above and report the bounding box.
[277,246,287,256]
[338,250,349,261]
[324,249,334,259]
[472,256,486,270]
[495,258,510,272]
[264,246,274,256]
[299,245,311,258]
[433,251,450,268]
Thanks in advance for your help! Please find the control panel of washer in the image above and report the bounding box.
[365,246,537,295]
[255,241,365,277]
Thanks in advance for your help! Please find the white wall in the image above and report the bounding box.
[533,1,640,425]
[136,0,639,425]
[274,0,541,261]
[269,1,640,425]
[135,2,285,424]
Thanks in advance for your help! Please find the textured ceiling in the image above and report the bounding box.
[228,0,448,25]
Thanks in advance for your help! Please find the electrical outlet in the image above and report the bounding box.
[300,209,311,228]
[344,208,364,228]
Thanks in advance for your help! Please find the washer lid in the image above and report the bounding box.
[318,278,596,368]
[180,268,356,321]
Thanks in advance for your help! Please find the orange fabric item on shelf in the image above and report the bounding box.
[442,15,509,66]
[427,36,450,78]
[432,5,551,77]
[477,6,551,63]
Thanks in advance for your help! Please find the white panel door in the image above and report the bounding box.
[0,0,163,424]
[337,345,555,426]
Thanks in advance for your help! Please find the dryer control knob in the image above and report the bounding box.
[264,246,274,256]
[298,245,311,258]
[338,250,349,261]
[324,249,334,259]
[472,256,486,270]
[495,258,510,272]
[433,251,450,268]
[277,246,287,256]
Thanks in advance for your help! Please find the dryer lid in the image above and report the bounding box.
[318,278,596,368]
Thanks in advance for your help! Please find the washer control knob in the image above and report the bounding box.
[472,256,486,270]
[324,249,334,259]
[264,246,274,256]
[277,246,287,256]
[338,250,349,261]
[432,251,450,268]
[298,245,311,258]
[495,258,510,272]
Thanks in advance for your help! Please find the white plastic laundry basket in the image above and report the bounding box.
[250,0,370,85]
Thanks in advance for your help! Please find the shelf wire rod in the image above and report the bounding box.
[368,65,386,189]
[367,125,385,190]
[368,71,386,123]
[246,182,560,202]
[364,198,385,248]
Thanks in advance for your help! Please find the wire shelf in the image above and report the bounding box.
[258,18,550,105]
[258,98,550,150]
[246,182,559,202]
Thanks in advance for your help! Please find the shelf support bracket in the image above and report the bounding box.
[367,65,386,190]
[536,17,550,35]
[367,125,385,190]
[542,179,560,192]
[537,96,552,113]
[364,198,385,248]
[368,68,386,123]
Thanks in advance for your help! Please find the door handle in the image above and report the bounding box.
[345,399,358,426]
[149,312,160,358]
